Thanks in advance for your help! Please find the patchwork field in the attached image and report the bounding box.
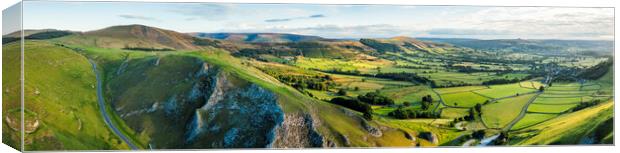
[481,94,536,129]
[510,113,558,130]
[442,92,489,107]
[474,82,537,99]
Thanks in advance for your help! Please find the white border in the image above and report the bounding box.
[1,0,618,153]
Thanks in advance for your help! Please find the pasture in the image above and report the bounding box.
[481,94,536,129]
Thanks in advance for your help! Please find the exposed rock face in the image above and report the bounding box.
[184,67,285,148]
[109,57,330,149]
[269,114,325,148]
[361,120,382,138]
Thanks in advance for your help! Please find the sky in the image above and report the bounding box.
[17,1,614,40]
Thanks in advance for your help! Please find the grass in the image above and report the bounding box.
[2,41,22,150]
[441,92,490,107]
[510,113,558,130]
[527,103,577,113]
[440,108,470,119]
[474,82,536,99]
[481,94,536,129]
[533,97,584,104]
[377,118,466,146]
[435,86,487,94]
[380,86,438,104]
[510,99,614,145]
[12,41,129,150]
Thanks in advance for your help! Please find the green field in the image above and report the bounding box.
[510,100,614,145]
[2,23,614,149]
[481,94,536,129]
[510,113,558,130]
[474,82,537,98]
[435,86,487,94]
[381,86,438,104]
[527,103,577,113]
[440,108,470,118]
[442,92,489,107]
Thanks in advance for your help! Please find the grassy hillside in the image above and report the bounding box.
[54,25,203,50]
[3,24,613,149]
[509,99,613,145]
[6,41,130,150]
[2,41,22,150]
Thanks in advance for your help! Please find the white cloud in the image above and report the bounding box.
[437,7,614,39]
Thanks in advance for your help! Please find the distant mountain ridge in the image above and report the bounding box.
[190,32,325,43]
[79,24,203,50]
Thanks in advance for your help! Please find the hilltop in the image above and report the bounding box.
[53,24,224,51]
[190,32,324,43]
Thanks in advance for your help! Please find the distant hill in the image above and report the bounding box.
[418,38,614,56]
[191,32,324,43]
[56,24,213,50]
[3,29,61,37]
[360,36,453,54]
[2,29,74,44]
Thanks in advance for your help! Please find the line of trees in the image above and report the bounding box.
[357,92,395,105]
[329,97,373,120]
[262,70,334,91]
[571,99,603,112]
[122,47,175,51]
[375,72,436,87]
[388,106,439,119]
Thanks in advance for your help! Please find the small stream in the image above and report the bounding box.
[477,134,500,146]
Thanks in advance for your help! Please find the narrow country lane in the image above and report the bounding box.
[89,60,139,150]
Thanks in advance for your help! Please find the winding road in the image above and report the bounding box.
[90,60,139,150]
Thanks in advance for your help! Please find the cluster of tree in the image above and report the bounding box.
[571,99,603,112]
[451,65,499,73]
[388,107,439,119]
[471,130,486,139]
[493,132,509,145]
[578,59,612,80]
[122,47,175,51]
[321,68,362,76]
[329,97,373,120]
[263,70,333,91]
[452,105,481,124]
[357,92,395,105]
[420,95,434,110]
[233,48,299,58]
[395,65,432,69]
[481,76,532,86]
[375,72,436,87]
[359,39,403,53]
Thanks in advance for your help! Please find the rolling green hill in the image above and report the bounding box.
[3,41,130,150]
[3,24,614,150]
[54,25,205,50]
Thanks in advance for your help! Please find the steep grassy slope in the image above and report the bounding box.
[2,41,22,150]
[509,99,613,145]
[4,41,130,150]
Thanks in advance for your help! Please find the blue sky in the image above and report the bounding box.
[19,1,614,40]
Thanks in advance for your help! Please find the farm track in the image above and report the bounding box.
[503,92,542,131]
